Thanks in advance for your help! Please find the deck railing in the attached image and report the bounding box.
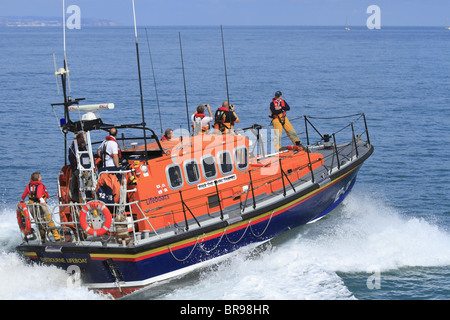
[20,113,370,246]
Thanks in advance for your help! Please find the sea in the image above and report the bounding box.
[0,25,449,301]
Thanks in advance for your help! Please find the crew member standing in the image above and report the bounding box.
[214,101,240,134]
[192,104,213,135]
[96,128,122,206]
[21,172,61,242]
[97,127,121,171]
[270,91,301,151]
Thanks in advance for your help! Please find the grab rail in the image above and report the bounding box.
[20,113,370,246]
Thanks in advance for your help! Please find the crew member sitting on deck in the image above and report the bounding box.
[214,101,240,134]
[192,104,213,135]
[21,172,61,242]
[161,128,173,141]
[270,91,301,151]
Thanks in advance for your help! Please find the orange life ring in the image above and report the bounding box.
[17,202,32,236]
[80,201,112,237]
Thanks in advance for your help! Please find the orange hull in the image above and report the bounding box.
[59,134,324,234]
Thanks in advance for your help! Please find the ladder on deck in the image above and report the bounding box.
[73,131,98,202]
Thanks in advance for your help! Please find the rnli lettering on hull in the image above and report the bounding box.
[197,174,237,190]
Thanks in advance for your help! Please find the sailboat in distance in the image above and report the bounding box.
[345,17,350,30]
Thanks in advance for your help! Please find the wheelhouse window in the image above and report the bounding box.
[166,164,183,189]
[234,147,248,171]
[201,155,217,180]
[217,150,233,176]
[184,159,201,185]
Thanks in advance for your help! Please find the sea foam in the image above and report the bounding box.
[2,189,449,300]
[152,189,450,300]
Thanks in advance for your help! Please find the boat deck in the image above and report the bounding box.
[18,140,371,251]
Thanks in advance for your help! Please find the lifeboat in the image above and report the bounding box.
[16,107,373,298]
[15,2,373,299]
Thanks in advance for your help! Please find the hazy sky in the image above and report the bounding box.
[1,0,449,26]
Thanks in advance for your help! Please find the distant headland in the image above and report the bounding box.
[0,16,120,27]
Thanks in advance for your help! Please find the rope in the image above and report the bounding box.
[249,211,274,238]
[198,229,226,254]
[225,220,250,245]
[168,236,199,262]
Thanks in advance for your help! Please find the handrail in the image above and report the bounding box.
[214,180,224,221]
[144,112,367,230]
[332,133,341,170]
[21,113,370,246]
[23,151,342,246]
[235,112,370,164]
[305,147,315,183]
[362,113,371,146]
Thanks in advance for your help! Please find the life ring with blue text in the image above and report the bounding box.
[80,201,112,237]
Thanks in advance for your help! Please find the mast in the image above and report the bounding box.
[145,28,163,136]
[220,25,230,106]
[179,32,191,135]
[52,0,77,165]
[131,0,149,161]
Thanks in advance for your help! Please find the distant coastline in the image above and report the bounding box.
[0,16,120,27]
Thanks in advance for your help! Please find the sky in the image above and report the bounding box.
[1,0,449,26]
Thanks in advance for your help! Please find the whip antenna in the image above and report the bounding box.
[62,0,71,93]
[145,28,163,136]
[179,32,191,135]
[221,25,230,106]
[53,53,60,94]
[131,0,148,160]
[63,0,66,54]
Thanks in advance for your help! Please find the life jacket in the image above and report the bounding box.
[27,181,49,204]
[270,98,287,125]
[214,107,233,133]
[96,173,120,204]
[101,136,122,167]
[160,135,168,141]
[272,98,286,109]
[192,113,210,135]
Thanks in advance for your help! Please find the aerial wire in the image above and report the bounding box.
[145,28,163,136]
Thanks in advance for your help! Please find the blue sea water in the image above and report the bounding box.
[0,25,450,300]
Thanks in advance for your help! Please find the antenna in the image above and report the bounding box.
[64,52,71,93]
[145,28,163,136]
[53,53,60,94]
[52,0,85,165]
[179,32,191,135]
[220,25,230,106]
[53,0,70,99]
[131,0,149,161]
[63,0,66,53]
[62,0,71,93]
